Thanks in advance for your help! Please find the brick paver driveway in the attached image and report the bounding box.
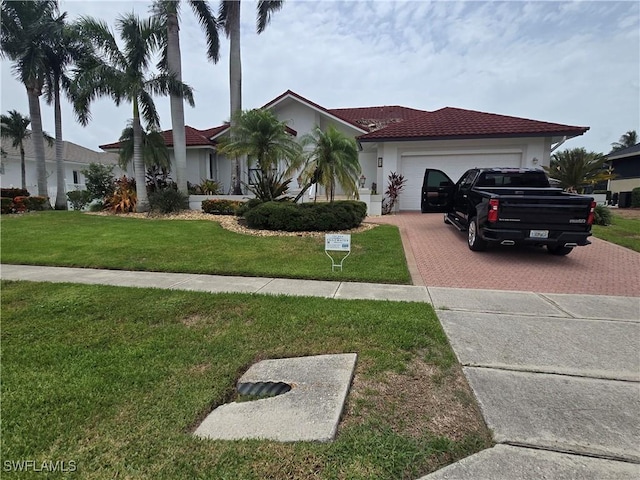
[369,213,640,297]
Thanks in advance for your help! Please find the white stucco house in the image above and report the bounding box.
[1,133,123,202]
[99,90,589,211]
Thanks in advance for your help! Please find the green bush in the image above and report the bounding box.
[245,200,367,231]
[201,199,243,215]
[631,187,640,208]
[594,204,612,226]
[189,179,223,195]
[1,197,13,214]
[82,163,115,202]
[1,188,29,199]
[24,195,49,211]
[88,201,104,212]
[67,190,92,211]
[235,198,263,217]
[149,188,189,214]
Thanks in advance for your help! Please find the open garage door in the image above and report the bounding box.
[399,152,523,210]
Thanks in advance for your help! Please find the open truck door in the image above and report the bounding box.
[421,169,455,213]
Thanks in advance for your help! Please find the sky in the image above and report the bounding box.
[1,0,638,154]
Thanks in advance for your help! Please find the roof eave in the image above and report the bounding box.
[358,130,589,143]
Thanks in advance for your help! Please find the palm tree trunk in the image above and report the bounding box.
[20,144,26,191]
[167,10,188,195]
[53,77,67,210]
[229,0,243,195]
[26,86,48,200]
[132,106,150,212]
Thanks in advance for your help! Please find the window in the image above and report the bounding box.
[73,170,79,184]
[426,170,452,189]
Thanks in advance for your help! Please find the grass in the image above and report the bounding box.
[0,212,411,284]
[592,214,640,252]
[1,281,491,480]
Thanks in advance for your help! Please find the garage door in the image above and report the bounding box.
[399,152,523,210]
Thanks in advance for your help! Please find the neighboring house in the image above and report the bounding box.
[99,89,589,211]
[1,133,122,201]
[606,143,640,198]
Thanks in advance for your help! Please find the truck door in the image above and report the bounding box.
[421,169,455,213]
[453,170,478,223]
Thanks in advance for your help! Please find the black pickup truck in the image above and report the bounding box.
[421,168,596,255]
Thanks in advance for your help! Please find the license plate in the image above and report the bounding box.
[530,230,549,239]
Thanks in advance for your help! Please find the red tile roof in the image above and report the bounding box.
[99,125,218,151]
[328,106,426,132]
[359,107,589,141]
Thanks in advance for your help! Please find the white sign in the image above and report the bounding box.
[325,234,351,252]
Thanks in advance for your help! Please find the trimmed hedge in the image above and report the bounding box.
[1,188,29,199]
[202,199,243,215]
[632,187,640,208]
[245,200,367,231]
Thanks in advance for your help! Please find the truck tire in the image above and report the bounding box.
[547,245,573,256]
[468,217,488,251]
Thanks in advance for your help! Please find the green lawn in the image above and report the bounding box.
[592,214,640,252]
[0,211,411,284]
[1,281,491,480]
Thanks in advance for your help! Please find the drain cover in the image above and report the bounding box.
[237,381,291,397]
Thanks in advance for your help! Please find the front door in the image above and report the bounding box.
[421,169,455,213]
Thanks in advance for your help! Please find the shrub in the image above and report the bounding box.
[12,196,29,213]
[201,199,243,215]
[67,190,92,211]
[245,200,367,231]
[104,176,137,213]
[88,201,104,212]
[632,187,640,208]
[1,197,13,214]
[236,198,263,217]
[246,170,291,201]
[1,188,29,199]
[149,188,188,213]
[24,196,49,211]
[82,163,115,202]
[382,171,408,214]
[594,204,612,226]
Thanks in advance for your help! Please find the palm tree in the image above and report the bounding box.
[117,121,171,191]
[611,130,638,152]
[218,0,284,194]
[544,147,614,193]
[43,15,86,210]
[298,125,361,202]
[72,13,194,212]
[1,110,31,190]
[218,108,301,200]
[1,0,59,199]
[151,0,220,196]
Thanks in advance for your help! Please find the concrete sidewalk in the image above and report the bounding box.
[2,264,639,479]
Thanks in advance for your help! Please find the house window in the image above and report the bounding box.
[209,152,216,180]
[73,170,79,184]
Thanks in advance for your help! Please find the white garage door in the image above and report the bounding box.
[399,152,523,211]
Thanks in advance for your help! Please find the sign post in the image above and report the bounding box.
[325,234,351,271]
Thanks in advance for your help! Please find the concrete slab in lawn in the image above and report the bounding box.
[419,444,640,480]
[335,282,429,302]
[541,293,640,322]
[428,287,566,316]
[169,274,272,293]
[438,311,640,381]
[465,367,640,462]
[194,353,357,442]
[257,278,340,298]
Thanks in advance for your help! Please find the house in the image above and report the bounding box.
[606,143,640,205]
[99,90,589,211]
[1,133,122,201]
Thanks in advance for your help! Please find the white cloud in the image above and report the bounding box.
[1,0,638,154]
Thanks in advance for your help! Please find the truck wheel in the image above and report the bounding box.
[547,245,573,256]
[468,217,488,251]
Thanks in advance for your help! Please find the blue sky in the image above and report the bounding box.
[1,0,638,154]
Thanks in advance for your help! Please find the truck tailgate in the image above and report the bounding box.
[495,195,593,231]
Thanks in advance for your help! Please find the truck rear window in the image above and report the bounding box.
[476,171,550,188]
